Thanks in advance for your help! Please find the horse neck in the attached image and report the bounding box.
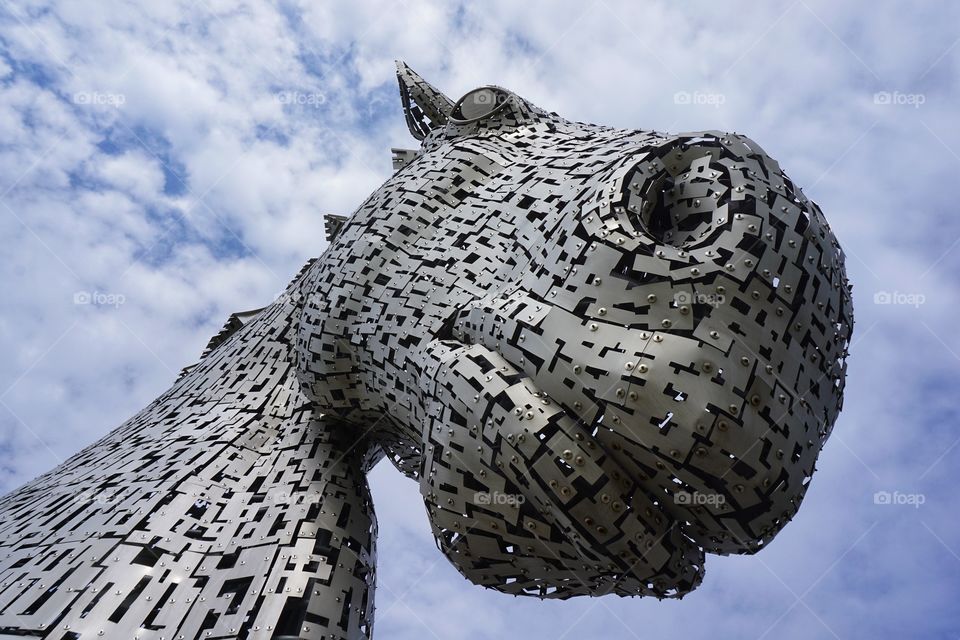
[0,283,379,638]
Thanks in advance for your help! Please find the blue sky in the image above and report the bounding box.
[1,1,958,638]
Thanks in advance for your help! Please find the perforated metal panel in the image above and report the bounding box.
[0,62,853,638]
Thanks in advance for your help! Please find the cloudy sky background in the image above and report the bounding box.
[1,1,958,638]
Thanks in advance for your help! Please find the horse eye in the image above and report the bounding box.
[451,86,512,122]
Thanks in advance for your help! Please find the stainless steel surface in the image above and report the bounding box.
[0,61,853,638]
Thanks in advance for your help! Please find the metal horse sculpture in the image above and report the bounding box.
[0,63,854,639]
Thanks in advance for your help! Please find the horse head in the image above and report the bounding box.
[296,63,854,599]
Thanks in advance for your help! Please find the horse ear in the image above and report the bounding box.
[396,61,453,140]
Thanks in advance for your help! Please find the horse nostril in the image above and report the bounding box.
[620,143,729,249]
[634,173,677,243]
